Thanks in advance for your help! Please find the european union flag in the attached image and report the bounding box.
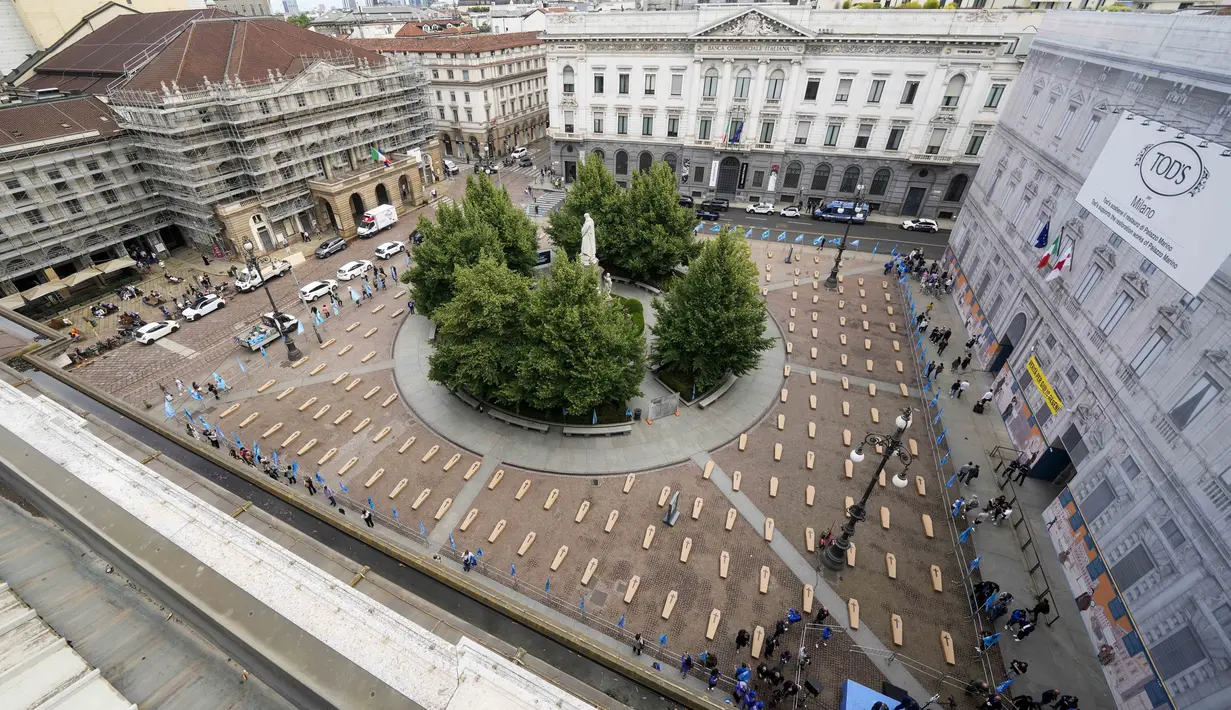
[164,400,175,418]
[234,432,242,447]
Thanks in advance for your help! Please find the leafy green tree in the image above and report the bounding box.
[428,255,531,404]
[407,173,538,316]
[546,154,623,260]
[615,162,699,282]
[518,255,646,413]
[288,13,311,27]
[652,228,772,393]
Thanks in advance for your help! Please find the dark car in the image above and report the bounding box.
[702,198,730,212]
[410,230,424,245]
[678,196,694,208]
[518,156,534,167]
[696,208,720,221]
[314,236,347,258]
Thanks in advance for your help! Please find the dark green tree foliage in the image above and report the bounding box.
[546,154,622,259]
[408,173,537,316]
[652,228,772,392]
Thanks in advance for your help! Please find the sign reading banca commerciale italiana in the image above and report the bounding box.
[1075,113,1231,295]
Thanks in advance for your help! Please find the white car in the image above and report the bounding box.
[336,260,373,281]
[779,205,802,218]
[182,293,226,322]
[135,320,179,344]
[374,241,406,260]
[510,146,528,160]
[442,159,459,176]
[902,218,940,233]
[745,202,775,215]
[299,279,338,303]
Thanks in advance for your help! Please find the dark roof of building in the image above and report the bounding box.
[0,97,123,149]
[348,32,543,55]
[121,18,387,93]
[394,21,480,38]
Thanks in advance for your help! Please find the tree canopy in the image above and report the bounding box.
[288,13,310,27]
[652,228,772,393]
[407,173,538,317]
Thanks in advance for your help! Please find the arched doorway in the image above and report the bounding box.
[468,136,480,159]
[990,312,1029,373]
[399,175,411,202]
[716,157,741,195]
[349,193,365,225]
[637,151,653,173]
[320,199,338,231]
[441,135,453,157]
[375,183,391,206]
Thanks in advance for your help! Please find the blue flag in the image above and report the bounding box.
[253,441,260,459]
[236,358,246,373]
[164,400,175,418]
[658,634,668,646]
[368,496,374,509]
[510,563,516,576]
[939,451,950,467]
[776,232,786,242]
[419,520,426,536]
[793,234,803,243]
[190,390,203,401]
[953,498,964,518]
[996,680,1014,694]
[849,239,860,247]
[475,547,482,557]
[338,481,349,492]
[985,591,999,612]
[259,345,268,358]
[332,302,339,316]
[1033,221,1050,249]
[392,508,399,520]
[297,320,304,335]
[936,428,948,445]
[873,243,879,254]
[947,472,958,488]
[982,633,1001,648]
[899,275,908,283]
[694,223,703,232]
[618,613,626,628]
[449,534,456,549]
[272,451,279,468]
[969,556,982,573]
[930,394,939,408]
[829,237,841,244]
[933,409,943,425]
[812,236,823,246]
[214,372,227,389]
[760,230,770,240]
[592,410,598,425]
[200,417,210,430]
[315,313,323,325]
[315,471,324,483]
[291,461,299,477]
[709,224,720,233]
[545,578,551,593]
[185,409,195,422]
[234,432,242,447]
[959,525,974,543]
[923,380,930,392]
[580,596,585,611]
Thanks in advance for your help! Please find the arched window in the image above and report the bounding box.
[870,168,892,196]
[591,148,605,161]
[615,150,628,175]
[702,68,719,99]
[562,66,575,94]
[944,174,969,202]
[783,161,802,189]
[638,151,653,173]
[839,166,861,193]
[766,69,785,101]
[663,152,678,174]
[734,69,751,100]
[811,164,831,191]
[942,74,966,107]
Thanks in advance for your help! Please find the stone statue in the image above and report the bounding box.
[603,271,613,296]
[580,212,598,268]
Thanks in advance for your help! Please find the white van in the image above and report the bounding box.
[357,204,398,238]
[442,159,459,176]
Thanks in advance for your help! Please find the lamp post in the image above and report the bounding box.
[822,407,914,570]
[243,241,303,363]
[823,183,866,289]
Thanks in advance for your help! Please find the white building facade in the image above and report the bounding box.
[543,7,1043,218]
[949,12,1231,710]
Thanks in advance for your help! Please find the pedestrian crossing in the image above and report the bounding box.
[525,190,566,217]
[510,165,539,178]
[433,195,455,207]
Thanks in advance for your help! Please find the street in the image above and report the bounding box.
[697,210,952,260]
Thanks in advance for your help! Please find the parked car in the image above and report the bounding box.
[518,156,534,168]
[701,198,730,212]
[374,241,406,260]
[314,236,347,258]
[240,313,300,352]
[234,258,292,292]
[902,218,940,233]
[135,320,179,344]
[336,259,373,281]
[299,279,338,303]
[511,146,529,160]
[262,312,300,334]
[474,161,499,175]
[182,293,226,322]
[442,159,459,176]
[779,205,802,218]
[678,196,694,208]
[746,202,774,215]
[356,204,398,238]
[696,208,720,221]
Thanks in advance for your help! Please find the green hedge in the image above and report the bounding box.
[621,296,644,334]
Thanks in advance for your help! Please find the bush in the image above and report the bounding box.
[854,2,881,7]
[923,0,940,7]
[842,0,851,7]
[1101,3,1132,9]
[620,296,645,334]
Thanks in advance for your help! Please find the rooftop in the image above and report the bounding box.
[0,96,121,151]
[349,32,544,55]
[394,20,480,38]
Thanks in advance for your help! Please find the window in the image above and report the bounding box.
[432,70,439,79]
[661,73,679,98]
[1108,233,1124,249]
[644,73,656,96]
[835,78,852,102]
[1181,293,1203,313]
[258,100,271,115]
[462,70,470,81]
[1139,258,1158,276]
[593,117,604,134]
[999,182,1016,210]
[667,117,679,138]
[1055,106,1076,139]
[1073,265,1104,304]
[966,130,986,156]
[451,108,459,122]
[698,118,711,140]
[839,166,861,193]
[783,162,802,189]
[617,115,628,135]
[464,92,470,103]
[465,108,473,122]
[703,68,719,98]
[24,209,44,225]
[985,83,1006,108]
[870,169,891,196]
[10,189,28,202]
[804,78,820,101]
[638,152,652,173]
[1110,544,1154,590]
[435,90,442,101]
[944,175,968,202]
[296,93,307,108]
[794,120,810,146]
[65,198,83,214]
[867,79,885,104]
[615,151,628,175]
[926,127,947,155]
[438,107,446,119]
[447,70,454,80]
[1010,197,1031,226]
[987,170,1002,199]
[811,165,831,191]
[854,124,872,149]
[642,115,653,136]
[1023,88,1039,118]
[824,124,840,147]
[693,166,705,183]
[564,111,574,134]
[758,121,775,143]
[900,80,919,105]
[594,75,604,94]
[280,166,294,181]
[1214,604,1231,639]
[618,73,629,94]
[1081,480,1116,521]
[450,92,456,102]
[101,189,119,205]
[1160,519,1185,548]
[1097,291,1133,334]
[1077,116,1101,152]
[326,88,337,102]
[1065,366,1081,385]
[1119,455,1142,481]
[734,70,751,100]
[885,127,904,151]
[1154,626,1208,680]
[766,70,784,101]
[942,75,966,107]
[1038,97,1056,128]
[752,170,764,188]
[1169,374,1223,430]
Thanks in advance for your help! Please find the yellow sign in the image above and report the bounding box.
[1026,355,1063,415]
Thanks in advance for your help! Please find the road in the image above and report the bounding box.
[696,210,951,260]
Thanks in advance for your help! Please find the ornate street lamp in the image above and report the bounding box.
[823,183,866,289]
[243,241,303,363]
[822,407,914,570]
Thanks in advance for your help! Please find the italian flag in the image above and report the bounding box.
[1044,244,1072,282]
[1037,233,1061,269]
[370,147,391,167]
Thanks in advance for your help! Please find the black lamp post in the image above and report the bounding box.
[822,407,914,571]
[244,241,303,363]
[823,183,866,289]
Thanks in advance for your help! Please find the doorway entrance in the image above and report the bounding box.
[564,161,577,183]
[989,312,1028,373]
[902,187,926,216]
[717,157,740,195]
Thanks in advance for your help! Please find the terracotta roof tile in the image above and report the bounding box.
[0,97,122,149]
[347,32,543,55]
[394,21,479,38]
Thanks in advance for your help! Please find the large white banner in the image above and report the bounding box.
[1074,113,1231,294]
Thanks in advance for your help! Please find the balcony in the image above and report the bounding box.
[910,153,955,165]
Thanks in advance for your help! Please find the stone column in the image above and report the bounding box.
[717,58,735,144]
[781,59,804,147]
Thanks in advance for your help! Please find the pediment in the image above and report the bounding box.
[692,9,811,39]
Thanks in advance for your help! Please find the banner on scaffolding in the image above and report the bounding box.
[1025,355,1064,415]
